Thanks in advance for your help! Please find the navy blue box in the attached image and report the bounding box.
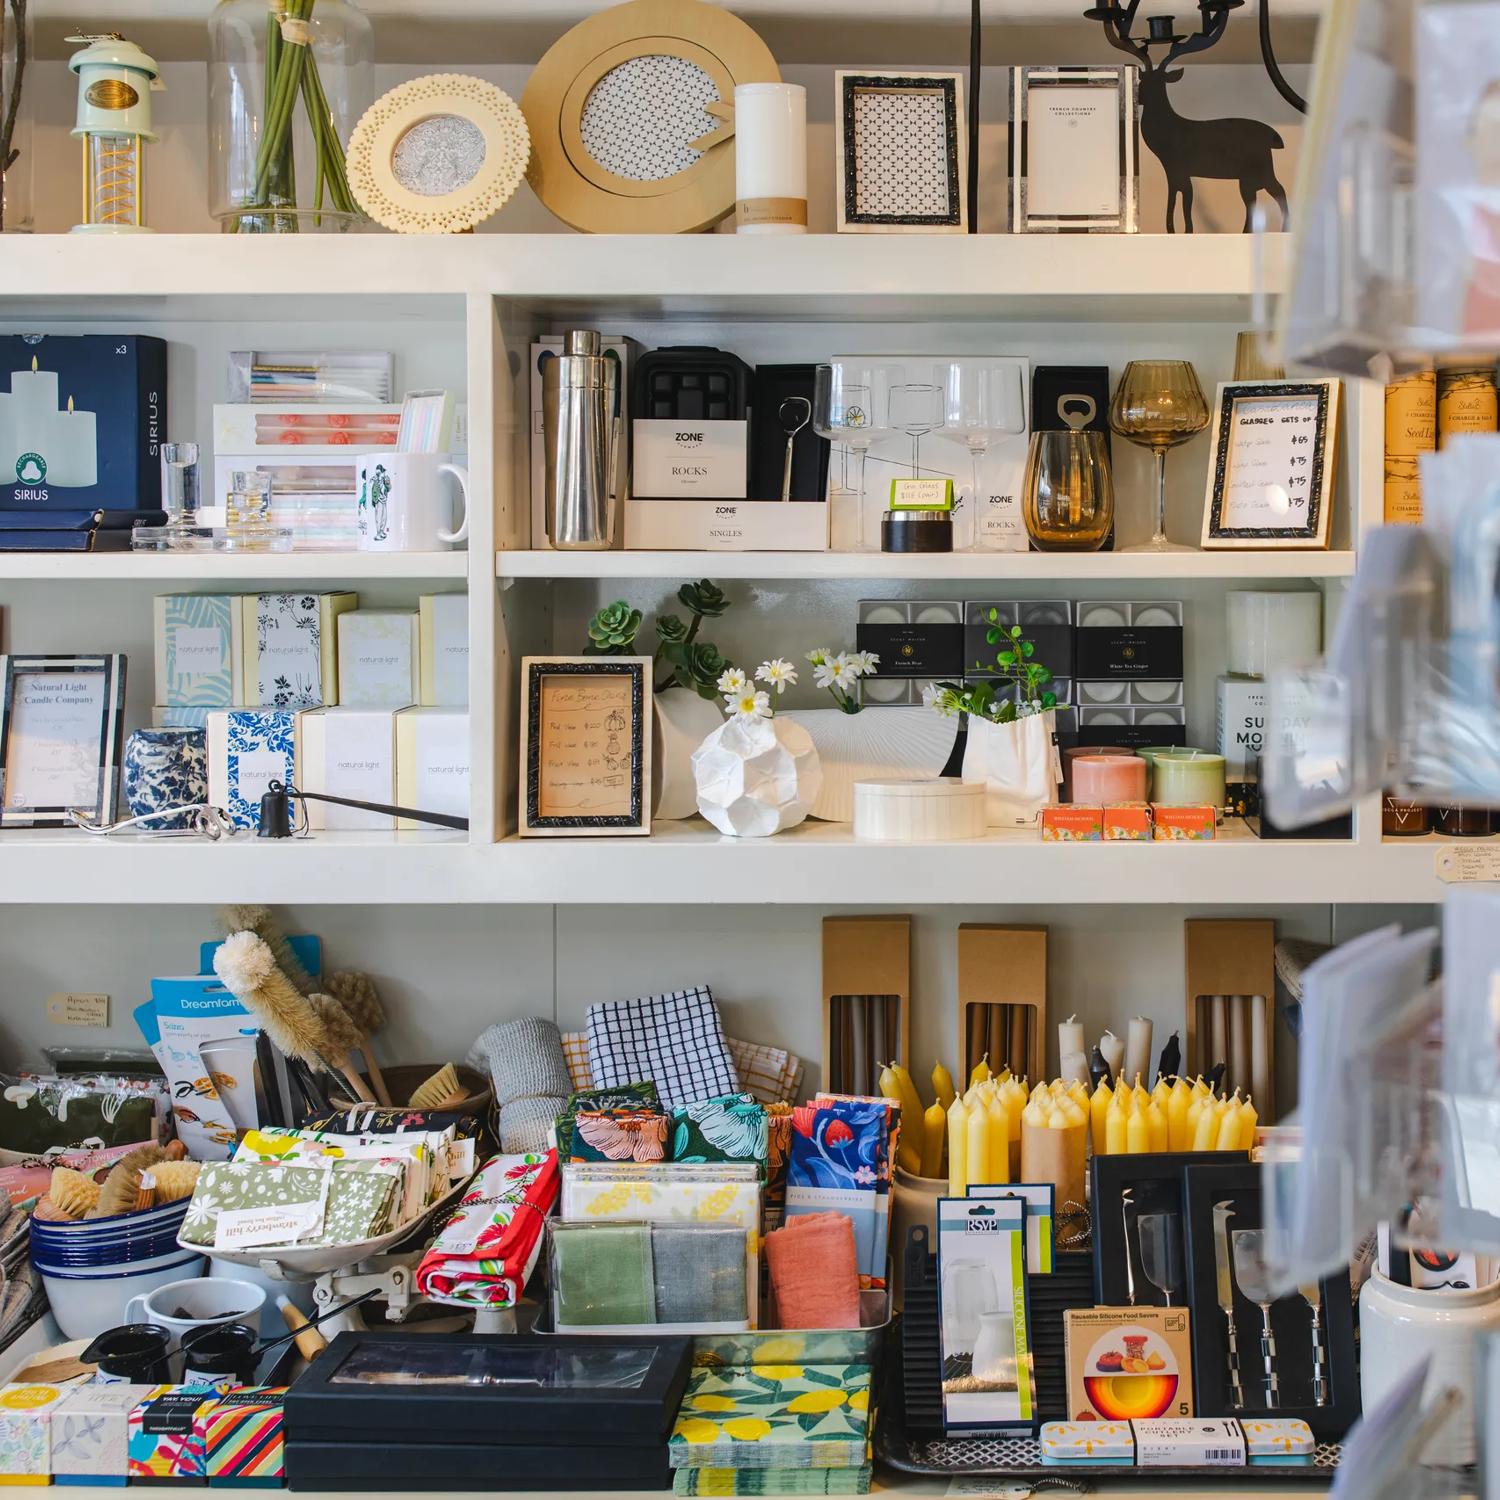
[0,334,167,511]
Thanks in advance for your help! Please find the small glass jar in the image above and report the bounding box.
[222,469,275,550]
[1023,429,1115,551]
[208,0,373,233]
[1433,804,1491,837]
[1382,796,1429,837]
[0,0,34,232]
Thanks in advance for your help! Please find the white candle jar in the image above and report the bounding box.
[734,82,806,234]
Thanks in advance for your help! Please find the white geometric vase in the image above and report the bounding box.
[691,715,822,838]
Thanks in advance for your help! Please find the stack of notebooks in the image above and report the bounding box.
[0,507,165,551]
[668,1364,873,1495]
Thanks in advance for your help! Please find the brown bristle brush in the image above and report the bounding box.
[309,994,377,1106]
[218,905,317,997]
[327,971,391,1108]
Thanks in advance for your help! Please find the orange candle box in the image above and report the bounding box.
[1042,806,1103,842]
[1103,803,1152,842]
[1064,1307,1194,1423]
[1151,806,1216,841]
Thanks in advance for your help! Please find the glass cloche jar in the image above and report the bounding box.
[208,0,373,232]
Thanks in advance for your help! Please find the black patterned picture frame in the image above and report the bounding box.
[0,653,126,829]
[1202,380,1340,550]
[835,71,967,233]
[520,656,652,838]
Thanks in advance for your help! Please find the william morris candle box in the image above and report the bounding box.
[0,334,167,512]
[0,1383,69,1485]
[238,592,357,709]
[336,610,418,709]
[301,708,398,831]
[419,594,468,706]
[395,708,469,829]
[208,708,306,830]
[52,1383,162,1485]
[127,1387,219,1484]
[154,595,245,707]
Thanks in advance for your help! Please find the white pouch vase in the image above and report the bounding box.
[962,710,1061,828]
[653,687,725,819]
[692,714,822,838]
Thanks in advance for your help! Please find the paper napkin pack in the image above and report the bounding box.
[336,610,419,709]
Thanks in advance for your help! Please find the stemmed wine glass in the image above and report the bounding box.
[814,361,893,553]
[1109,359,1209,553]
[888,377,946,480]
[940,360,1026,549]
[1231,1227,1280,1408]
[1138,1211,1184,1306]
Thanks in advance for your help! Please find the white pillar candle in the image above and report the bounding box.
[1228,995,1251,1096]
[1098,1029,1125,1081]
[1249,994,1270,1116]
[0,392,14,480]
[734,82,807,235]
[1058,1014,1085,1068]
[1123,1016,1153,1087]
[7,358,60,450]
[1209,995,1229,1077]
[1060,1048,1090,1087]
[1226,591,1323,677]
[42,397,98,488]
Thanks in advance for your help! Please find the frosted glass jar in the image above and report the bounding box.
[208,0,373,232]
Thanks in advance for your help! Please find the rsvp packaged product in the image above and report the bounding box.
[1064,1306,1194,1422]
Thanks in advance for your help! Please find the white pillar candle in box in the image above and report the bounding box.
[1226,591,1322,678]
[6,358,59,436]
[42,397,98,487]
[419,593,469,706]
[396,707,469,829]
[301,708,399,831]
[337,609,420,708]
[734,83,807,234]
[0,391,15,479]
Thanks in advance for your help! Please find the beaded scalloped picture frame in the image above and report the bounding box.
[347,74,531,234]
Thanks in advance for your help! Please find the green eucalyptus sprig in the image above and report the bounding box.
[925,619,1056,725]
[583,579,734,702]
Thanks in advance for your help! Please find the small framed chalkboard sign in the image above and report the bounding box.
[520,656,652,838]
[1201,380,1340,550]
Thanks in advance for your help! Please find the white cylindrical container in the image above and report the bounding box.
[1359,1268,1500,1466]
[1226,591,1323,677]
[734,82,806,235]
[853,777,986,841]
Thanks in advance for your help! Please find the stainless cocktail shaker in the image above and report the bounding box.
[543,329,622,549]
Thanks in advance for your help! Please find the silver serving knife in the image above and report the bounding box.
[1213,1200,1245,1409]
[1299,1280,1329,1406]
[1121,1186,1137,1306]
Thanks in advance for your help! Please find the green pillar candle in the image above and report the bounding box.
[1150,750,1227,810]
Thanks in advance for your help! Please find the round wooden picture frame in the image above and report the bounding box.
[348,74,531,234]
[521,0,779,234]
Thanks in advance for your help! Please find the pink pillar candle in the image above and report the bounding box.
[1070,754,1148,805]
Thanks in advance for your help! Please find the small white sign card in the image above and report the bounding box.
[0,654,126,827]
[1202,380,1340,549]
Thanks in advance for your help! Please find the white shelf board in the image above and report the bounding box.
[0,820,1443,906]
[0,551,469,582]
[0,234,1290,323]
[499,549,1356,582]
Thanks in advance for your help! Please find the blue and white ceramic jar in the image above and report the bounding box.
[122,728,207,830]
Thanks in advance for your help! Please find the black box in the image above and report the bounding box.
[856,600,964,677]
[1,334,166,512]
[1074,600,1185,680]
[964,600,1074,682]
[632,345,753,421]
[750,363,830,502]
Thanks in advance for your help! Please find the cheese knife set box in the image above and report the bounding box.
[282,1331,693,1491]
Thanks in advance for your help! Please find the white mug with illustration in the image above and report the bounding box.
[356,453,470,552]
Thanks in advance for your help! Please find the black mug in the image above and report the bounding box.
[82,1323,174,1385]
[180,1322,260,1388]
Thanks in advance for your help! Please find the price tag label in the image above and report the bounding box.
[1437,845,1500,883]
[890,477,953,511]
[46,992,109,1027]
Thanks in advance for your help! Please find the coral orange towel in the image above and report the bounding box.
[764,1212,861,1329]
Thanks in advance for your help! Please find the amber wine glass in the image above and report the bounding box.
[1109,360,1209,553]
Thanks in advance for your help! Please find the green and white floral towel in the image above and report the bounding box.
[182,1159,402,1248]
[669,1364,871,1470]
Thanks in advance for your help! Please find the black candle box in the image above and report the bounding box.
[0,333,167,513]
[1074,600,1185,680]
[856,600,965,677]
[964,600,1074,682]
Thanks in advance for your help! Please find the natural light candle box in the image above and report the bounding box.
[1040,1421,1135,1466]
[1150,805,1216,841]
[208,708,306,830]
[1042,805,1103,841]
[418,594,468,706]
[238,592,357,709]
[300,709,398,831]
[154,596,244,706]
[1103,803,1152,841]
[52,1384,162,1486]
[336,610,419,708]
[0,1384,69,1484]
[395,708,469,829]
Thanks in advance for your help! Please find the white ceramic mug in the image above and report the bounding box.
[356,452,469,551]
[125,1274,266,1357]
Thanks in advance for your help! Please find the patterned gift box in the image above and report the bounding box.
[199,1389,287,1488]
[206,709,304,831]
[1040,1419,1135,1466]
[52,1384,161,1486]
[154,595,244,707]
[240,592,356,709]
[1243,1417,1315,1465]
[127,1388,220,1484]
[0,1384,69,1486]
[335,610,419,709]
[668,1364,872,1471]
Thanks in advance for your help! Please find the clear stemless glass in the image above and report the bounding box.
[1137,1211,1184,1306]
[814,361,893,553]
[1109,359,1209,553]
[941,360,1026,549]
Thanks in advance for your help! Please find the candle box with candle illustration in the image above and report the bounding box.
[1064,1307,1194,1423]
[1150,806,1216,841]
[1103,803,1152,841]
[1041,805,1103,841]
[0,334,167,512]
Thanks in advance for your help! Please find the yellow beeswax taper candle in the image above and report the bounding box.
[1146,1099,1169,1153]
[1237,1096,1259,1151]
[1105,1093,1129,1155]
[1126,1104,1151,1154]
[1167,1077,1192,1151]
[1216,1092,1244,1151]
[879,1062,925,1175]
[1191,1094,1220,1151]
[970,1053,992,1086]
[947,1095,969,1196]
[1091,1078,1113,1155]
[921,1101,946,1178]
[986,1094,1010,1183]
[967,1097,991,1185]
[932,1062,956,1113]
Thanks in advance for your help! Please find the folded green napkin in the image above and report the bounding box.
[552,1222,656,1326]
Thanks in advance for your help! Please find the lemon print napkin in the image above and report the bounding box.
[668,1365,871,1470]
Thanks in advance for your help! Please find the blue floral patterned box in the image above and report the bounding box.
[207,709,305,830]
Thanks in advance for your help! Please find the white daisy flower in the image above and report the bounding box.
[830,653,860,689]
[716,667,747,696]
[851,650,880,676]
[805,648,829,667]
[732,689,772,720]
[755,658,798,694]
[812,660,837,690]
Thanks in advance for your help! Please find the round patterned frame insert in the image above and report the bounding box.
[348,74,531,234]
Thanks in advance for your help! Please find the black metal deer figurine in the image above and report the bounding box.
[1085,2,1289,234]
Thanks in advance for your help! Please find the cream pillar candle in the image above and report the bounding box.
[734,83,807,234]
[1099,1030,1125,1081]
[1060,1049,1090,1087]
[1229,995,1251,1096]
[1059,1014,1085,1069]
[1123,1017,1153,1087]
[1209,997,1228,1074]
[1249,996,1270,1115]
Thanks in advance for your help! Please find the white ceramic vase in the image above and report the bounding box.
[691,714,821,838]
[652,687,725,819]
[962,710,1061,828]
[782,706,960,822]
[1359,1267,1500,1466]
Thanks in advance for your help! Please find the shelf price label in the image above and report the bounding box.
[1436,846,1500,884]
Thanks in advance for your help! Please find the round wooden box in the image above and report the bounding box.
[852,777,986,842]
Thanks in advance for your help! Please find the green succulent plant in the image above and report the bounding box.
[582,581,734,701]
[584,601,643,655]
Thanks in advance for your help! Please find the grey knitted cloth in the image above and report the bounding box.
[468,1017,571,1153]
